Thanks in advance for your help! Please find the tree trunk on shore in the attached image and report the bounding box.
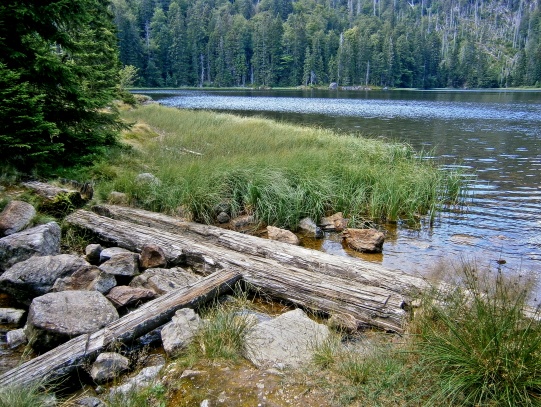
[65,208,429,333]
[0,271,240,388]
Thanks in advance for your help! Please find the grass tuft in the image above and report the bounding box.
[0,384,54,407]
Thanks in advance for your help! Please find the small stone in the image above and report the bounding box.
[180,369,205,379]
[267,226,300,245]
[6,328,27,348]
[91,352,130,384]
[0,308,25,325]
[85,244,103,265]
[99,253,139,277]
[139,244,167,269]
[72,396,106,407]
[216,212,230,224]
[106,286,155,308]
[99,247,133,263]
[230,215,256,230]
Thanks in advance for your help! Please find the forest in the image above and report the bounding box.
[112,0,541,89]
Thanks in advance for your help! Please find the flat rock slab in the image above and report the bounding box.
[0,201,36,237]
[244,309,330,369]
[343,228,385,253]
[0,222,61,272]
[267,226,300,245]
[0,254,89,304]
[99,247,133,263]
[130,267,201,295]
[106,286,155,308]
[99,253,139,277]
[52,265,116,294]
[25,290,119,351]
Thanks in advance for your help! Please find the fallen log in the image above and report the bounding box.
[92,204,429,295]
[66,209,424,332]
[0,271,240,388]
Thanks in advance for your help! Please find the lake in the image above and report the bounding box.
[138,89,541,283]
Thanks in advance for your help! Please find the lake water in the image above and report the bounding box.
[139,89,541,283]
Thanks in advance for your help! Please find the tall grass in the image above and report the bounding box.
[85,104,463,228]
[415,261,541,406]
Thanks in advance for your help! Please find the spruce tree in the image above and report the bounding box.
[0,0,123,169]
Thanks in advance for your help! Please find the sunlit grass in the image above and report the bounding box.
[87,104,463,228]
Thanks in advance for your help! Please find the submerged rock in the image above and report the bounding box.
[298,217,323,238]
[266,226,300,245]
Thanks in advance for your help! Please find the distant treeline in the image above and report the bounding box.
[112,0,541,89]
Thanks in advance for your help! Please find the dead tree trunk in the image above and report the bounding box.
[66,209,428,333]
[0,271,240,388]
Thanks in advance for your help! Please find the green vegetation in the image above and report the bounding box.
[112,0,541,89]
[85,104,462,228]
[0,0,124,170]
[0,383,54,407]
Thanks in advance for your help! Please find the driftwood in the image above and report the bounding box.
[66,209,430,333]
[93,204,429,294]
[0,271,240,388]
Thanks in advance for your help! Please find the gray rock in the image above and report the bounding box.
[72,396,106,407]
[99,247,133,263]
[329,82,338,90]
[298,217,323,238]
[0,254,89,304]
[0,222,61,272]
[108,191,128,205]
[6,328,27,348]
[266,226,300,245]
[230,215,256,230]
[99,253,139,277]
[25,290,119,351]
[85,244,103,265]
[135,173,161,186]
[161,308,202,357]
[0,308,25,325]
[0,200,36,237]
[130,267,201,295]
[319,212,348,232]
[52,265,116,294]
[213,202,231,216]
[342,228,385,253]
[216,211,230,224]
[90,352,130,384]
[139,244,167,269]
[109,364,164,397]
[106,286,155,308]
[244,309,330,369]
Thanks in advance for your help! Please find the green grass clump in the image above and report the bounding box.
[0,384,54,407]
[105,383,166,407]
[415,262,541,406]
[87,104,463,228]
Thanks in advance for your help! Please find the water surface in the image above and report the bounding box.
[140,89,541,281]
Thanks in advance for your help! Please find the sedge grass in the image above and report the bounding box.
[87,104,463,228]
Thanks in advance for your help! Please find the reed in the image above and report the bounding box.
[90,104,463,228]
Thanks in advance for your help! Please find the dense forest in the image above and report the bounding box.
[112,0,541,88]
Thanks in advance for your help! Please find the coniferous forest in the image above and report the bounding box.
[112,0,541,89]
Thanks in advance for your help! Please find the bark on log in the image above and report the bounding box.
[92,204,429,295]
[66,209,426,333]
[0,271,240,388]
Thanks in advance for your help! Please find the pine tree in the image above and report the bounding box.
[0,0,124,169]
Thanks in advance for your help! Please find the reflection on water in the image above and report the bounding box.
[139,89,541,279]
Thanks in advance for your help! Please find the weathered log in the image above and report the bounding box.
[92,204,429,295]
[0,271,240,388]
[65,209,425,332]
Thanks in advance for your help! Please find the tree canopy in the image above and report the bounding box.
[0,0,123,169]
[111,0,541,89]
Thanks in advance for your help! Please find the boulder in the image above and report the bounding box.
[135,173,161,186]
[24,290,119,351]
[216,211,230,224]
[0,200,36,237]
[6,328,27,349]
[244,309,330,369]
[0,254,89,304]
[129,267,201,295]
[52,265,116,294]
[139,244,167,269]
[342,228,385,253]
[0,308,25,325]
[319,212,348,232]
[99,247,133,263]
[0,222,61,272]
[266,226,300,245]
[85,244,103,265]
[106,286,155,308]
[161,308,202,357]
[99,253,140,277]
[298,217,323,238]
[108,191,129,205]
[109,364,164,397]
[90,352,130,384]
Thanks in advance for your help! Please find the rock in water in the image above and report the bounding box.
[0,200,36,237]
[25,290,119,351]
[342,228,385,253]
[266,226,300,245]
[0,222,61,272]
[244,309,330,369]
[319,212,348,232]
